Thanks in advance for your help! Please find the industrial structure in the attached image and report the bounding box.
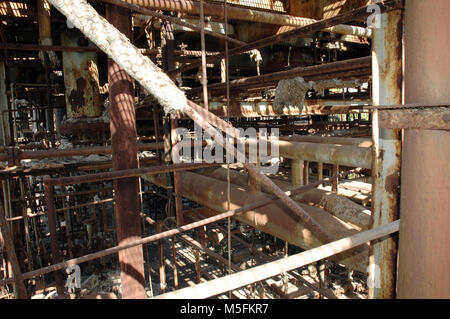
[0,0,448,299]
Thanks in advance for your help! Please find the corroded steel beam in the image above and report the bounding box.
[369,3,403,299]
[102,0,245,46]
[187,56,371,97]
[377,107,450,130]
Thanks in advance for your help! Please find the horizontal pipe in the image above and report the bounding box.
[154,220,400,299]
[44,162,219,186]
[144,171,369,271]
[0,140,204,162]
[191,67,371,98]
[0,43,219,58]
[187,56,371,96]
[280,135,373,147]
[116,0,373,36]
[249,139,372,169]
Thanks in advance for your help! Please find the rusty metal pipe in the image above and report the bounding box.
[101,0,246,46]
[184,102,334,243]
[46,0,335,246]
[280,135,372,148]
[168,1,402,76]
[0,141,200,162]
[256,139,372,169]
[113,0,373,36]
[195,166,372,229]
[144,171,369,272]
[187,56,371,96]
[369,4,403,299]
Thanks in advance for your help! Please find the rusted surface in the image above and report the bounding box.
[398,130,450,298]
[61,30,102,119]
[186,102,335,243]
[369,5,403,299]
[144,171,369,272]
[195,166,371,229]
[187,56,371,97]
[291,159,303,187]
[106,4,145,299]
[262,139,372,168]
[118,0,371,36]
[378,107,450,130]
[43,182,64,295]
[281,135,372,147]
[171,115,184,226]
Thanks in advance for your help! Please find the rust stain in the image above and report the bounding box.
[385,172,400,195]
[379,148,385,160]
[68,77,87,113]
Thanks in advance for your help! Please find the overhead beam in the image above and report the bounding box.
[168,0,401,76]
[187,56,371,97]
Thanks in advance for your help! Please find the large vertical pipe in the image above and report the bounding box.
[106,4,146,299]
[369,2,403,299]
[291,159,303,187]
[397,0,450,299]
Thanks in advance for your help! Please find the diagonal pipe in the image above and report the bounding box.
[46,0,333,242]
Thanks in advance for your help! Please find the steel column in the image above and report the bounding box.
[369,3,403,299]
